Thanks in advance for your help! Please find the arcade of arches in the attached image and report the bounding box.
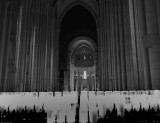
[0,0,160,92]
[67,37,97,91]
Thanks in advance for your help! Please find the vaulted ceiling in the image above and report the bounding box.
[69,38,96,67]
[59,3,97,73]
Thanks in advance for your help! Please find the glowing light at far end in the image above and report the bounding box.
[84,71,87,79]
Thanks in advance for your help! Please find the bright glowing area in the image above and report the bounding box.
[84,71,87,79]
[0,91,160,122]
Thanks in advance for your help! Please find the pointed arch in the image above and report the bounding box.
[57,0,98,29]
[68,36,97,64]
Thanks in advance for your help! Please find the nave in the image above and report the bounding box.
[0,90,160,122]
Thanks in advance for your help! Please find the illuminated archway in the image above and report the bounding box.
[59,3,98,91]
[67,36,97,91]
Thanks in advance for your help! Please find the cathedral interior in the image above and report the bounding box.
[0,0,160,92]
[1,0,160,122]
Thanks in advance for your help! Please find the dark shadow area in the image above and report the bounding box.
[0,105,47,123]
[60,5,96,40]
[96,104,160,123]
[1,103,160,123]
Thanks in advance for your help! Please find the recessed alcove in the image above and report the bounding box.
[59,4,97,90]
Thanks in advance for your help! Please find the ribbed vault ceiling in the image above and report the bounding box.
[59,4,97,78]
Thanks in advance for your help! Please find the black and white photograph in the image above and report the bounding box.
[0,0,160,122]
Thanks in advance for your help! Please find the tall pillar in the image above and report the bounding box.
[97,27,102,91]
[104,0,108,91]
[31,27,36,91]
[118,0,127,90]
[46,2,51,91]
[32,0,40,92]
[22,0,29,91]
[51,6,57,91]
[112,0,117,91]
[99,0,103,90]
[144,0,160,89]
[132,0,146,90]
[99,0,110,91]
[44,40,48,91]
[107,0,112,91]
[128,0,139,90]
[3,0,12,91]
[0,1,9,91]
[110,0,114,91]
[24,0,34,91]
[114,0,121,91]
[54,6,59,91]
[122,0,138,90]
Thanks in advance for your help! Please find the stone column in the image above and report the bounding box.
[132,0,147,90]
[128,0,139,90]
[54,7,59,92]
[118,0,127,90]
[144,0,160,89]
[0,1,9,91]
[99,0,103,91]
[122,0,138,90]
[51,6,58,91]
[99,0,110,91]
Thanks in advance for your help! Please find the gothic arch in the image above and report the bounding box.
[68,36,97,64]
[57,0,99,30]
[68,36,97,91]
[68,36,97,52]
